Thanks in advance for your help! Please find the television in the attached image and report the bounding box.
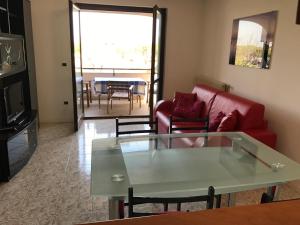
[4,81,25,124]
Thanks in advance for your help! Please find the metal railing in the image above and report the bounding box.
[82,67,151,76]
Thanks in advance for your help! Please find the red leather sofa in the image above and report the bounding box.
[154,84,277,149]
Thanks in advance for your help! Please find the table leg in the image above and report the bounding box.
[227,193,236,207]
[89,81,92,103]
[85,83,90,108]
[109,197,121,220]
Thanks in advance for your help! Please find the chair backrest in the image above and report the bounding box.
[169,116,209,134]
[128,186,215,218]
[116,118,158,137]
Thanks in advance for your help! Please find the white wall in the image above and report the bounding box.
[30,0,205,123]
[31,0,74,123]
[201,0,300,161]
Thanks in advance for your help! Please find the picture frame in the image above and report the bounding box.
[229,11,278,69]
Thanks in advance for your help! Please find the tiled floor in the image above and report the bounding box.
[84,98,149,118]
[0,120,300,225]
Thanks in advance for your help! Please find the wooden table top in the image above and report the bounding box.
[78,199,300,225]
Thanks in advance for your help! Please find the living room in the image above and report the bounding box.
[0,0,300,224]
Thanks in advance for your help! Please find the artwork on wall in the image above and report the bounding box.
[229,11,278,69]
[297,0,300,24]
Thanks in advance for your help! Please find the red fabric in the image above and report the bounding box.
[173,100,204,119]
[192,84,222,117]
[210,92,265,130]
[154,84,277,149]
[244,129,277,149]
[209,112,225,132]
[173,92,196,106]
[217,110,238,132]
[154,100,174,114]
[156,111,171,133]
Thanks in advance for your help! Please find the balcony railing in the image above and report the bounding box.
[82,68,151,75]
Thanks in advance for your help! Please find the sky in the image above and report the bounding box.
[237,20,264,47]
[79,11,153,69]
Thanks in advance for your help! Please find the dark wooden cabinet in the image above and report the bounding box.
[0,0,38,181]
[0,7,9,33]
[0,112,37,181]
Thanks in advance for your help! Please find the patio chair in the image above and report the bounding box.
[93,82,103,109]
[107,83,134,115]
[83,81,92,107]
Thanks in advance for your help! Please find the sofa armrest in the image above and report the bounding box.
[244,129,277,150]
[154,100,174,114]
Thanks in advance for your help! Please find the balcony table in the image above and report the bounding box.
[91,132,300,219]
[94,77,147,95]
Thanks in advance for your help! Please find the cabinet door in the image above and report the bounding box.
[7,118,37,178]
[7,129,29,177]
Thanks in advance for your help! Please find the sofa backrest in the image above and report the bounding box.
[210,92,265,130]
[192,84,223,117]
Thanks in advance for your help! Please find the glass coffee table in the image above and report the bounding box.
[91,132,300,219]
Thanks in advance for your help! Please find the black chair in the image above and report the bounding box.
[261,192,274,204]
[128,186,215,218]
[168,116,223,207]
[168,116,209,134]
[168,116,209,148]
[116,117,158,218]
[116,118,158,137]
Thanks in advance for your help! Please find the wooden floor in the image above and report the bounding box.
[84,97,149,118]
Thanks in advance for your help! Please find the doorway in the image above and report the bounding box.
[69,3,166,131]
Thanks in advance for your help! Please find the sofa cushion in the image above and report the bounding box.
[210,92,265,130]
[173,92,196,106]
[173,92,196,116]
[192,84,222,117]
[173,100,204,119]
[217,110,238,132]
[209,112,226,132]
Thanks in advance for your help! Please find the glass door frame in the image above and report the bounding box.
[69,0,84,131]
[150,6,167,123]
[69,3,167,122]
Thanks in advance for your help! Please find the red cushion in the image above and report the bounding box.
[217,110,238,132]
[173,100,204,119]
[173,92,202,119]
[209,112,225,132]
[173,92,196,106]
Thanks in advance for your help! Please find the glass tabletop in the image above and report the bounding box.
[91,132,300,197]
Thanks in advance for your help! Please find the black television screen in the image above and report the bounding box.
[4,81,25,123]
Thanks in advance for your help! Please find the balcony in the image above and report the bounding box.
[82,68,150,118]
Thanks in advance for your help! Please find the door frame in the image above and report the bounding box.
[150,6,167,106]
[69,1,84,131]
[69,3,167,121]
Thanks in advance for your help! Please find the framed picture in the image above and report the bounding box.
[229,11,278,69]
